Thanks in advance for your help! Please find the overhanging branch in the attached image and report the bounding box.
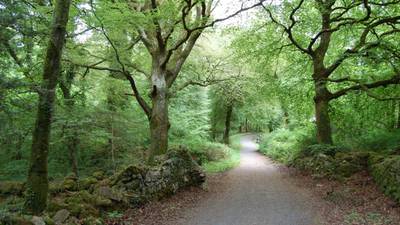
[330,74,400,100]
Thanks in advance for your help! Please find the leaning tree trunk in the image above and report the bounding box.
[149,63,169,160]
[314,81,333,144]
[223,104,233,145]
[24,0,71,215]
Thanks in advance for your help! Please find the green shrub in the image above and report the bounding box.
[189,142,230,164]
[357,129,400,153]
[300,144,349,157]
[202,135,242,173]
[259,127,316,164]
[202,150,240,173]
[369,155,400,203]
[0,160,29,181]
[260,127,371,179]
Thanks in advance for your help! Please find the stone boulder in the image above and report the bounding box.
[94,186,124,202]
[53,209,70,225]
[31,216,45,225]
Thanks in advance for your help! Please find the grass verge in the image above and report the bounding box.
[203,134,242,173]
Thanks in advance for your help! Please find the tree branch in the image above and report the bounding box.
[263,0,311,55]
[89,0,152,118]
[330,74,400,100]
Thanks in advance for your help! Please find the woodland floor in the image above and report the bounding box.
[107,135,400,225]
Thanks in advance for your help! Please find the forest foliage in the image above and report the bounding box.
[1,0,400,221]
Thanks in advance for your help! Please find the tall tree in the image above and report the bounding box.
[24,0,71,214]
[264,0,400,144]
[73,0,264,160]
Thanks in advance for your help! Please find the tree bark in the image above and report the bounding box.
[223,104,233,145]
[24,0,71,215]
[314,81,333,144]
[149,63,169,159]
[315,99,333,144]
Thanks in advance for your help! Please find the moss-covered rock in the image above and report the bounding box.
[92,171,105,180]
[368,153,386,165]
[47,199,67,215]
[369,155,400,203]
[292,151,370,179]
[49,182,63,195]
[334,152,370,178]
[63,192,101,217]
[30,216,45,225]
[94,186,124,203]
[42,215,55,225]
[62,175,78,191]
[79,177,98,191]
[292,154,337,178]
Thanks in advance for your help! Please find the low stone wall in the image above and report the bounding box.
[111,148,205,206]
[368,154,400,203]
[0,148,205,225]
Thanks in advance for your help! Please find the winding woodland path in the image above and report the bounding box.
[175,134,322,225]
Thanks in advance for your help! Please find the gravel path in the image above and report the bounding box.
[175,134,322,225]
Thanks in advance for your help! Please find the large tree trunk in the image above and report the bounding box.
[315,99,333,144]
[24,0,71,215]
[223,104,233,145]
[314,82,333,144]
[149,63,169,159]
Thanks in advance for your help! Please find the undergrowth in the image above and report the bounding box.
[259,126,400,204]
[202,134,241,173]
[259,126,316,164]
